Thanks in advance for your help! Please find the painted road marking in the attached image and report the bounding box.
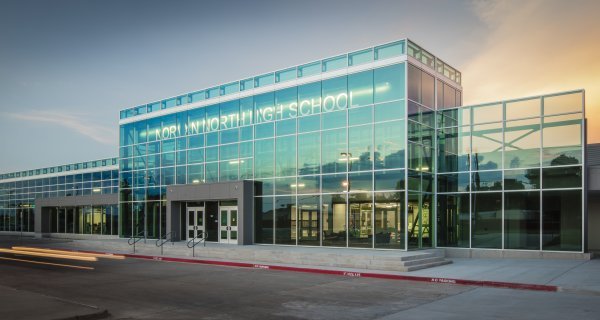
[0,256,94,270]
[11,247,125,260]
[0,248,98,262]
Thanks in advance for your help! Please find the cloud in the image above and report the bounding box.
[469,0,520,27]
[5,110,117,145]
[463,0,600,143]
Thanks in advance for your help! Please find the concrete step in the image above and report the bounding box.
[404,259,453,272]
[402,256,447,267]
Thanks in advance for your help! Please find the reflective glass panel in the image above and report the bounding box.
[298,114,320,133]
[504,168,540,190]
[296,175,320,194]
[253,137,274,178]
[321,128,347,174]
[471,170,502,191]
[298,195,320,246]
[542,115,582,166]
[254,196,273,244]
[348,105,373,126]
[543,92,583,115]
[542,190,582,251]
[321,173,347,193]
[374,100,404,122]
[374,192,404,249]
[374,63,405,103]
[374,40,405,60]
[254,92,275,124]
[275,87,298,120]
[275,135,296,177]
[348,172,372,192]
[374,170,405,191]
[471,122,502,170]
[297,132,320,175]
[322,194,347,247]
[542,166,582,189]
[374,120,405,169]
[297,61,320,78]
[472,192,502,249]
[322,55,346,72]
[505,191,540,250]
[437,173,470,192]
[505,98,540,120]
[348,48,373,66]
[437,194,469,247]
[504,118,540,168]
[348,125,373,172]
[322,76,347,113]
[275,196,297,244]
[472,103,502,124]
[348,193,372,248]
[348,70,373,107]
[298,82,321,117]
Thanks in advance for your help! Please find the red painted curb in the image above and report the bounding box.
[55,247,559,293]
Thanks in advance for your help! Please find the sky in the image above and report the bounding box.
[0,0,598,172]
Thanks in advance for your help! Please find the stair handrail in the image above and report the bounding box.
[155,231,176,255]
[186,231,208,257]
[127,230,145,253]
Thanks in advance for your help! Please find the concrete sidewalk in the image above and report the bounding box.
[4,236,599,294]
[410,258,600,294]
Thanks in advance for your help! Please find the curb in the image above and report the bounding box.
[63,248,559,293]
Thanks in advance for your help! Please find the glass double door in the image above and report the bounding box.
[187,207,205,240]
[219,206,238,244]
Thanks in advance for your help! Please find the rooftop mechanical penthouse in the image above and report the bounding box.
[0,39,591,255]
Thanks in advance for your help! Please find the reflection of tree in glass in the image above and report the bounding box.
[374,149,405,169]
[504,169,540,190]
[473,153,498,170]
[526,169,541,189]
[550,154,579,166]
[509,156,521,169]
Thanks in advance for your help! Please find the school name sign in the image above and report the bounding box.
[154,92,359,140]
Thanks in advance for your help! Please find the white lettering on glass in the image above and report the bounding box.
[152,91,358,140]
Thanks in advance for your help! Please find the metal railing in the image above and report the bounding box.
[186,231,208,257]
[155,231,176,255]
[128,230,145,254]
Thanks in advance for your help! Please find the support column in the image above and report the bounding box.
[167,201,182,241]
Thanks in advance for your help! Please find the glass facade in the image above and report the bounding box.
[2,38,584,253]
[117,38,585,252]
[119,62,412,246]
[118,39,461,121]
[437,91,585,252]
[47,205,119,236]
[0,158,119,234]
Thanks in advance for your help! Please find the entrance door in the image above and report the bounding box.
[219,206,238,244]
[187,207,205,240]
